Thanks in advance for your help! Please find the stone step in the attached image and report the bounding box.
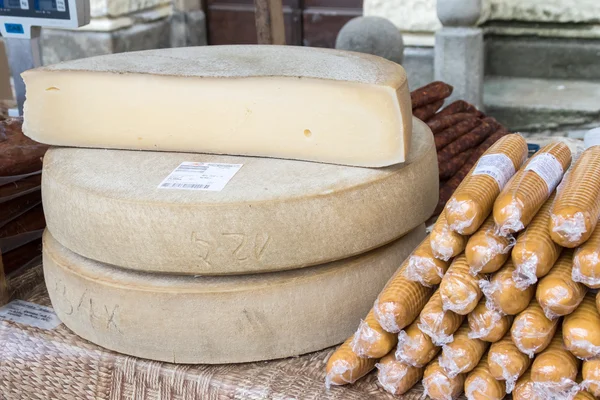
[485,34,600,81]
[484,76,600,132]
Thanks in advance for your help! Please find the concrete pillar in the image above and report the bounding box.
[434,0,485,109]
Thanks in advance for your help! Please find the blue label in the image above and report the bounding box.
[527,143,540,157]
[5,23,24,34]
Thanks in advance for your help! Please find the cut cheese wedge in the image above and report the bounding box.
[23,45,412,167]
[42,117,437,275]
[43,226,425,364]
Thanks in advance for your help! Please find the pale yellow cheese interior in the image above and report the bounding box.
[22,45,412,167]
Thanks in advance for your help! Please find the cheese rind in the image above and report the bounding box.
[43,226,425,364]
[42,117,437,275]
[23,45,412,167]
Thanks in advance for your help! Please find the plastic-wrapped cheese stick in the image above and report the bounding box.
[574,388,596,400]
[325,336,377,387]
[512,193,563,289]
[511,298,560,357]
[488,331,532,393]
[563,294,600,360]
[582,358,600,397]
[440,322,489,377]
[550,146,600,248]
[494,142,571,236]
[465,215,515,275]
[374,261,434,333]
[440,254,484,315]
[445,134,528,235]
[395,321,440,367]
[530,328,580,400]
[480,258,535,316]
[464,354,507,400]
[513,368,543,400]
[419,290,464,346]
[351,309,398,358]
[404,236,450,286]
[430,212,468,262]
[572,224,600,289]
[423,357,467,400]
[468,297,513,342]
[376,351,424,395]
[536,249,587,320]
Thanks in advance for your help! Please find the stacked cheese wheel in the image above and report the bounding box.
[22,46,443,364]
[327,135,600,400]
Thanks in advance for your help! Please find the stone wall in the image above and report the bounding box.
[90,0,171,18]
[364,0,600,46]
[40,0,206,65]
[488,0,600,24]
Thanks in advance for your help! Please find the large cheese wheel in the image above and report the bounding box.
[44,226,425,364]
[42,117,437,275]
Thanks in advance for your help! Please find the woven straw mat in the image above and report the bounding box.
[0,262,427,400]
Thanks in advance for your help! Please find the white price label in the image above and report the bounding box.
[0,300,61,330]
[472,154,515,190]
[158,162,243,192]
[524,153,564,195]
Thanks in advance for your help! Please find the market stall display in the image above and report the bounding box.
[0,43,598,399]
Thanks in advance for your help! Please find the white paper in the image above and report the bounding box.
[472,154,516,190]
[0,300,62,330]
[525,153,564,195]
[158,162,243,192]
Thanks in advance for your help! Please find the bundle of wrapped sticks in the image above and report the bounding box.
[324,128,600,400]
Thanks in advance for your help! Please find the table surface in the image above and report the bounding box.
[0,262,429,400]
